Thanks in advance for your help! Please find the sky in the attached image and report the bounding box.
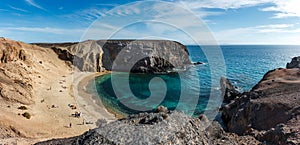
[0,0,300,44]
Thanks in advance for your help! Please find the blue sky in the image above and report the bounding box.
[0,0,300,44]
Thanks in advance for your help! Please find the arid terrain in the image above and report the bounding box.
[0,38,115,144]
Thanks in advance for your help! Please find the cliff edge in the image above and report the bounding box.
[222,58,300,144]
[36,40,191,73]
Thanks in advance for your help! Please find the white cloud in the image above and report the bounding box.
[69,0,300,26]
[9,6,28,13]
[256,24,294,29]
[96,4,118,7]
[176,0,271,10]
[81,1,218,45]
[175,0,300,18]
[260,0,300,18]
[3,27,84,35]
[214,23,300,44]
[219,24,298,34]
[24,0,46,11]
[1,27,86,42]
[64,8,109,23]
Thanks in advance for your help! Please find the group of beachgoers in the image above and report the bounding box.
[67,103,94,128]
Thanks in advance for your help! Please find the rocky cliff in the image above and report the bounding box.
[36,107,260,145]
[221,62,300,144]
[0,38,33,105]
[36,40,191,73]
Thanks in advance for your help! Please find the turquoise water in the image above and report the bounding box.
[93,45,300,117]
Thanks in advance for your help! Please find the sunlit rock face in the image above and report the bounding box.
[45,40,191,73]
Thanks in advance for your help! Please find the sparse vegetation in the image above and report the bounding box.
[18,106,28,110]
[22,112,31,119]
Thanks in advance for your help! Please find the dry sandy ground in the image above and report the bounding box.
[0,42,115,144]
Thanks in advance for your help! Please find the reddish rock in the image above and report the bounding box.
[222,67,300,144]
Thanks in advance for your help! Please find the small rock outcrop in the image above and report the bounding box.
[193,61,203,65]
[0,38,26,64]
[220,77,240,103]
[36,108,260,145]
[286,56,300,69]
[222,66,300,144]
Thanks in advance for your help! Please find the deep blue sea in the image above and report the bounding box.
[91,45,300,118]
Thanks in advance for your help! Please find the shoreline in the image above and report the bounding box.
[78,71,126,119]
[72,71,117,125]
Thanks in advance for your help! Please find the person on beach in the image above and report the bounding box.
[69,123,72,128]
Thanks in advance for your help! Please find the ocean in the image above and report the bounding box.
[89,45,300,118]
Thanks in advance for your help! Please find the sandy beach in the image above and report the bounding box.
[0,71,116,144]
[72,71,116,125]
[0,40,116,144]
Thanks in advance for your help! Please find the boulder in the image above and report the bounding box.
[286,56,300,69]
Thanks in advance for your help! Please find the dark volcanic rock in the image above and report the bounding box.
[220,77,240,104]
[36,110,260,145]
[286,56,300,69]
[50,47,74,62]
[32,42,78,48]
[193,61,203,65]
[222,67,300,144]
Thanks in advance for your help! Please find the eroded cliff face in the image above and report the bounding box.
[37,40,191,73]
[0,38,33,105]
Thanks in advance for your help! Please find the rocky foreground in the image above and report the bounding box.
[36,107,259,145]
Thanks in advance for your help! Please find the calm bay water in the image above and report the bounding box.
[92,45,300,117]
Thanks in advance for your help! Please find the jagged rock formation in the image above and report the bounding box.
[36,108,260,145]
[222,67,300,144]
[0,38,27,63]
[220,77,240,103]
[0,38,33,105]
[36,40,191,73]
[286,56,300,69]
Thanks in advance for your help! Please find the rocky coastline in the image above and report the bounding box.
[37,56,300,144]
[1,37,299,144]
